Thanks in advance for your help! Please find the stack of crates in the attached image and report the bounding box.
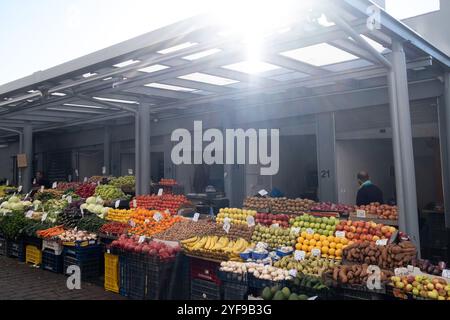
[190,257,222,300]
[145,256,174,300]
[104,252,119,293]
[6,239,25,262]
[218,269,248,300]
[0,236,6,256]
[25,245,42,266]
[63,245,102,280]
[42,240,64,273]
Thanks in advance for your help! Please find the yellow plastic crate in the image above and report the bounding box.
[25,245,42,265]
[104,253,119,293]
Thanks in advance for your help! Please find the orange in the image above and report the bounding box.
[295,243,302,250]
[335,249,343,257]
[321,246,329,254]
[301,232,307,238]
[305,234,313,240]
[303,239,310,246]
[336,243,343,250]
[322,240,330,247]
[329,242,336,249]
[297,237,304,243]
[319,235,327,242]
[308,245,314,252]
[327,236,335,242]
[316,241,322,248]
[314,234,320,241]
[309,239,317,246]
[328,248,336,256]
[341,238,349,245]
[301,245,308,251]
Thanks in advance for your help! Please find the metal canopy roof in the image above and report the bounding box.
[0,0,449,139]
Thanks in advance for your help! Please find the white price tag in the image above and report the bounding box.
[97,181,101,186]
[115,200,120,209]
[306,228,314,235]
[442,269,450,279]
[66,196,72,204]
[288,269,298,277]
[247,216,255,227]
[18,186,23,193]
[157,188,163,196]
[193,213,200,222]
[32,179,36,185]
[52,182,57,189]
[271,223,280,228]
[41,212,48,222]
[68,175,72,182]
[258,189,268,196]
[102,166,106,175]
[145,219,150,224]
[75,169,79,177]
[6,180,9,186]
[376,239,388,246]
[40,185,44,193]
[107,249,111,254]
[356,209,366,218]
[138,236,146,244]
[33,203,39,211]
[129,220,136,227]
[291,227,300,235]
[26,210,33,218]
[311,248,321,257]
[80,207,84,216]
[133,199,137,208]
[335,231,346,238]
[394,268,409,277]
[24,192,31,200]
[153,212,163,222]
[294,250,306,261]
[307,296,318,301]
[223,217,231,233]
[128,169,133,175]
[83,177,88,182]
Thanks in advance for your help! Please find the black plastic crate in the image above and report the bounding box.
[191,278,222,300]
[63,245,102,258]
[119,255,129,297]
[23,236,42,249]
[223,282,248,300]
[0,237,6,256]
[42,249,63,273]
[63,255,101,280]
[7,239,25,262]
[218,269,248,284]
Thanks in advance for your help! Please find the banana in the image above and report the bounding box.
[204,237,212,250]
[181,237,198,244]
[209,236,218,249]
[192,237,208,250]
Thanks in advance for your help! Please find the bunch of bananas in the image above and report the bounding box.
[181,236,251,261]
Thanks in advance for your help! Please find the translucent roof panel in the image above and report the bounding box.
[93,96,139,104]
[223,61,281,74]
[157,42,198,54]
[178,73,239,86]
[113,59,140,68]
[139,64,170,73]
[145,83,198,92]
[183,49,222,61]
[280,43,359,66]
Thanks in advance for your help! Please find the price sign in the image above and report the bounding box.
[66,196,72,204]
[97,181,101,186]
[33,179,36,185]
[442,269,450,279]
[75,169,79,177]
[133,199,137,208]
[356,209,366,218]
[52,182,57,189]
[18,186,23,193]
[223,217,231,234]
[193,213,200,222]
[33,202,39,211]
[306,228,314,235]
[394,268,409,277]
[376,239,388,246]
[81,207,85,218]
[307,296,318,301]
[291,227,300,235]
[145,219,150,224]
[128,169,133,175]
[24,192,31,200]
[102,166,106,175]
[270,223,280,229]
[83,177,88,182]
[258,189,268,196]
[41,212,48,222]
[311,248,321,257]
[25,210,33,218]
[6,180,9,186]
[247,216,255,227]
[157,188,163,196]
[335,231,346,238]
[68,175,72,182]
[138,236,146,244]
[40,185,44,193]
[294,250,306,261]
[129,220,136,228]
[153,212,163,222]
[115,200,120,209]
[288,269,298,277]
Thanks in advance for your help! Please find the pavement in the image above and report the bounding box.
[0,255,126,300]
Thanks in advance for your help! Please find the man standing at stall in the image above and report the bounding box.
[356,171,383,206]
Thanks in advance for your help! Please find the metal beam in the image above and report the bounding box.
[104,126,111,176]
[22,124,33,193]
[443,72,450,228]
[136,104,151,195]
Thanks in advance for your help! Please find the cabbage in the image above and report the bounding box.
[0,201,9,209]
[86,197,97,205]
[93,205,103,214]
[86,204,96,212]
[80,203,88,210]
[101,207,110,215]
[96,197,104,205]
[8,196,20,203]
[23,201,32,207]
[11,202,24,211]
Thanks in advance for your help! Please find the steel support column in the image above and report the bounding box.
[136,104,151,195]
[103,126,111,176]
[443,72,450,228]
[388,41,420,248]
[316,113,337,203]
[22,124,33,193]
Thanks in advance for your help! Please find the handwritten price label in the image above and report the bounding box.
[311,248,321,257]
[223,217,231,234]
[138,236,146,244]
[193,213,200,222]
[294,250,306,261]
[291,227,300,235]
[247,216,255,227]
[335,231,346,238]
[52,182,57,189]
[442,269,450,279]
[115,200,120,209]
[306,228,314,235]
[153,212,163,222]
[376,239,388,246]
[157,188,163,196]
[41,213,48,222]
[258,189,268,196]
[26,211,34,218]
[288,269,298,277]
[356,209,366,218]
[18,186,23,193]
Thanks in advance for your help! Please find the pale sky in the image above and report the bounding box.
[0,0,441,86]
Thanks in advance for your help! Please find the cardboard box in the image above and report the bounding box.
[17,154,28,168]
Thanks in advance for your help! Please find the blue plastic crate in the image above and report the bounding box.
[0,237,6,256]
[63,255,101,280]
[42,249,63,273]
[63,245,102,258]
[23,236,42,249]
[7,239,25,262]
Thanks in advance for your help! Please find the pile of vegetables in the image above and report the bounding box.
[327,264,394,286]
[34,189,63,202]
[21,221,54,238]
[153,219,216,241]
[42,199,68,224]
[57,229,97,242]
[0,212,28,239]
[37,225,65,239]
[99,222,129,236]
[76,215,106,233]
[75,183,97,198]
[80,197,110,218]
[56,182,80,193]
[94,185,126,201]
[343,241,417,269]
[88,176,106,184]
[0,196,32,215]
[57,204,83,228]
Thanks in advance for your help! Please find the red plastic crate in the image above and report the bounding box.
[190,257,221,285]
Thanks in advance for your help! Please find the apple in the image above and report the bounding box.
[427,290,438,300]
[427,283,435,291]
[395,281,405,289]
[412,288,419,296]
[405,284,413,292]
[350,226,356,233]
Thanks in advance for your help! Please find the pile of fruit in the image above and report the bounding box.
[271,198,316,214]
[109,176,135,188]
[133,194,191,214]
[243,197,271,211]
[328,264,394,286]
[99,222,129,237]
[413,259,447,276]
[88,176,105,184]
[335,220,396,242]
[216,208,256,225]
[311,202,353,213]
[261,285,309,301]
[251,225,297,250]
[181,236,250,261]
[128,209,183,237]
[106,209,133,223]
[153,219,216,241]
[389,275,449,300]
[343,241,416,269]
[57,229,97,242]
[290,214,338,237]
[353,203,398,220]
[110,235,180,262]
[158,179,177,186]
[94,185,126,201]
[274,255,340,276]
[56,182,80,193]
[255,213,290,228]
[214,224,254,242]
[295,233,348,259]
[75,183,97,198]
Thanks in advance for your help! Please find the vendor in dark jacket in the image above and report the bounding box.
[356,171,383,206]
